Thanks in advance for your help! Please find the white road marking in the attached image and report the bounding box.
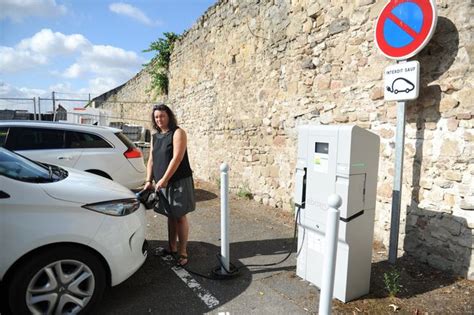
[157,247,220,309]
[171,266,220,308]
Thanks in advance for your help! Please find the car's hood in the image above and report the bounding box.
[42,167,136,204]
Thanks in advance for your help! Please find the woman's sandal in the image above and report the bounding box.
[177,255,188,267]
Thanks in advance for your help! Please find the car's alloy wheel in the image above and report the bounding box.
[8,246,106,315]
[26,259,95,314]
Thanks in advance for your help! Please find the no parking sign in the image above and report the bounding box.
[375,0,437,60]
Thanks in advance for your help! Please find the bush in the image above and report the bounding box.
[143,32,180,95]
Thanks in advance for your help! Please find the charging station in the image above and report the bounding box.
[295,125,380,302]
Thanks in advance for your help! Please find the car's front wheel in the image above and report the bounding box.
[8,246,106,314]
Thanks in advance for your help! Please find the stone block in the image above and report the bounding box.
[334,115,349,123]
[328,18,350,36]
[440,215,462,236]
[444,170,463,182]
[440,96,459,113]
[465,131,474,142]
[444,193,456,208]
[439,139,462,157]
[356,0,375,6]
[320,112,333,124]
[273,136,286,147]
[303,20,313,33]
[301,58,316,69]
[420,178,433,189]
[270,166,280,177]
[316,77,331,90]
[379,128,394,139]
[330,80,344,90]
[456,113,472,120]
[446,118,459,132]
[378,182,392,199]
[434,179,453,189]
[370,86,384,100]
[307,3,322,18]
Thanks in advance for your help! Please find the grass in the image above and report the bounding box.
[383,267,401,297]
[237,184,253,200]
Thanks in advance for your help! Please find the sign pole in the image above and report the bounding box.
[375,0,437,264]
[389,96,407,264]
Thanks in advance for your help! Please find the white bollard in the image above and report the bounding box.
[319,194,342,315]
[220,163,230,274]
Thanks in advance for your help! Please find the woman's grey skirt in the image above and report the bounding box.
[154,176,196,218]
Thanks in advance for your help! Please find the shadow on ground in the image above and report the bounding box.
[195,188,218,202]
[97,238,295,314]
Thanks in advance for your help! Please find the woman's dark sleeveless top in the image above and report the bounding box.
[152,127,192,183]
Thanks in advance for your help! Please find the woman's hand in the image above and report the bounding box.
[156,178,169,190]
[144,181,154,191]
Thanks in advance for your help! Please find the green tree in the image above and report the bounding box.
[143,32,180,95]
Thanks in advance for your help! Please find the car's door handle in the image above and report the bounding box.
[0,191,10,199]
[58,156,73,160]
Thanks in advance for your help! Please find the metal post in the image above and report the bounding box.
[319,194,342,315]
[388,100,407,264]
[38,97,42,121]
[33,97,37,120]
[220,163,230,274]
[52,91,56,121]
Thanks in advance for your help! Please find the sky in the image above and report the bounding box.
[0,0,216,110]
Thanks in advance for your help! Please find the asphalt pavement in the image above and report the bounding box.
[97,184,321,314]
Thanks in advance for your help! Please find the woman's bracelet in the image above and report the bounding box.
[145,180,152,183]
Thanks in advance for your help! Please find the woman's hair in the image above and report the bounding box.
[151,103,178,132]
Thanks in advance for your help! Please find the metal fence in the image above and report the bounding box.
[0,95,153,159]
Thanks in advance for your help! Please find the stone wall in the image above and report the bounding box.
[92,68,163,130]
[97,0,474,279]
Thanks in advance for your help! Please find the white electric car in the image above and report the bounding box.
[0,121,146,189]
[0,148,148,314]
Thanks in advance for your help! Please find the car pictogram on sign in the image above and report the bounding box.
[386,78,415,94]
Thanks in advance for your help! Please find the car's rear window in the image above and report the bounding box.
[74,131,112,149]
[115,132,137,149]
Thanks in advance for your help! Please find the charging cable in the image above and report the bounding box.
[181,206,303,280]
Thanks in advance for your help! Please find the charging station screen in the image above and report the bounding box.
[315,142,329,154]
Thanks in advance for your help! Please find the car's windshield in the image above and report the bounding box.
[0,147,67,183]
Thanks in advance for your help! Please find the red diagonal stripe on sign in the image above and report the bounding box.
[387,12,419,39]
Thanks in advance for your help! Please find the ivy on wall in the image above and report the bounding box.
[143,32,180,95]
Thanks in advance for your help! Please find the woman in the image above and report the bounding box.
[144,104,195,267]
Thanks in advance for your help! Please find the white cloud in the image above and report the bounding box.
[109,2,160,26]
[0,81,46,98]
[0,0,67,22]
[1,29,145,97]
[0,47,47,73]
[1,29,91,74]
[63,63,84,79]
[17,29,91,56]
[85,45,143,69]
[61,45,143,82]
[88,77,121,95]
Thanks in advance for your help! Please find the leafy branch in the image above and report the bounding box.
[143,32,180,95]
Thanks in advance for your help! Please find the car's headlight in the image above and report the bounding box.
[82,199,140,216]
